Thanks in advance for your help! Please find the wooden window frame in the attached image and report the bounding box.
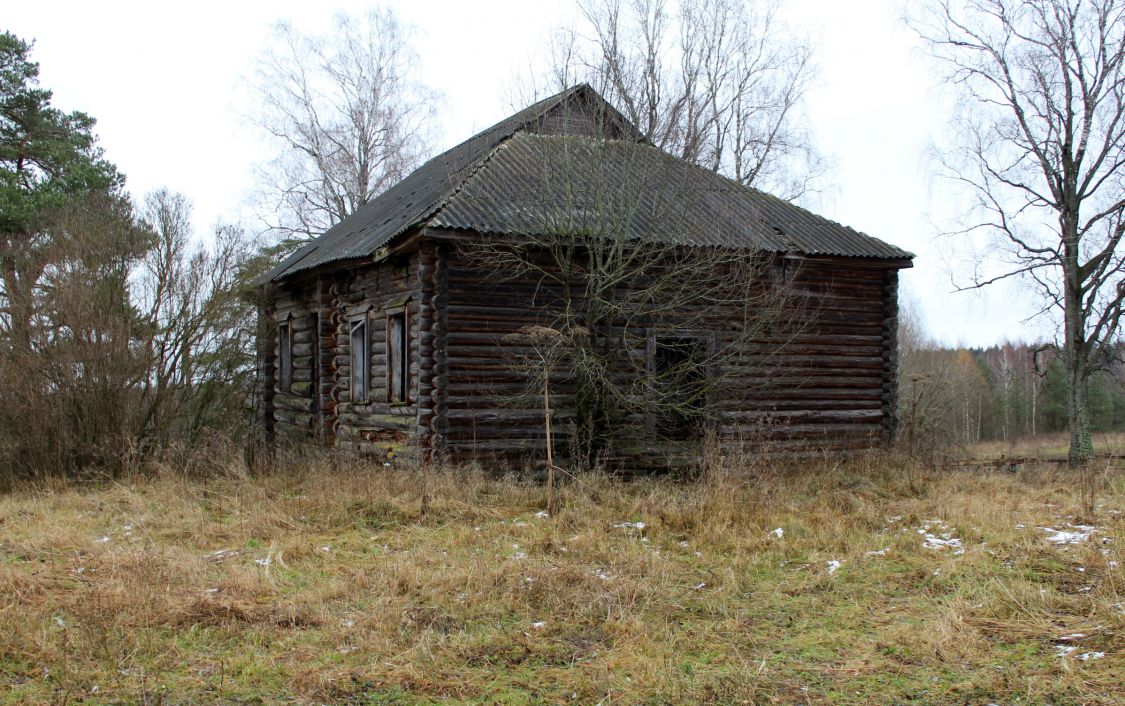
[278,319,293,393]
[350,317,370,404]
[386,306,409,404]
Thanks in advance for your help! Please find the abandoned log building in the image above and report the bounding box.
[254,84,914,465]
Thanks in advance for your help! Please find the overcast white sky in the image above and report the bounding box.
[8,0,1044,347]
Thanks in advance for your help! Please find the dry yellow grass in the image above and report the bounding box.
[968,431,1125,460]
[0,449,1122,704]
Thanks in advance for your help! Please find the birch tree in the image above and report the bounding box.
[909,0,1125,467]
[250,8,439,246]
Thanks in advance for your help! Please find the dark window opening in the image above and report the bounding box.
[388,310,408,403]
[651,335,708,438]
[350,318,369,403]
[279,321,292,393]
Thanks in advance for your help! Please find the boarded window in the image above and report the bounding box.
[388,310,408,403]
[350,318,369,403]
[278,321,292,393]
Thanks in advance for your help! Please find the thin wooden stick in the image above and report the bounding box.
[544,367,557,516]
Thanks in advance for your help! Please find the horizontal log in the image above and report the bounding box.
[446,408,578,421]
[337,413,415,431]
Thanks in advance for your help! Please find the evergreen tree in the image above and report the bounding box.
[0,31,129,352]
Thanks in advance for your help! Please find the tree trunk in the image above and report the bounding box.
[1063,214,1094,468]
[1066,357,1094,467]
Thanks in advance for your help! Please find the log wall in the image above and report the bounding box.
[264,250,428,457]
[269,279,319,441]
[438,249,903,465]
[332,252,423,457]
[257,239,906,468]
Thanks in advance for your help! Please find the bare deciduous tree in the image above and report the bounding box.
[909,0,1125,467]
[135,190,258,448]
[250,8,439,245]
[897,300,994,459]
[526,0,824,200]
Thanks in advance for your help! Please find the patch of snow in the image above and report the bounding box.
[613,521,646,530]
[678,540,690,548]
[342,619,354,628]
[319,546,332,553]
[1056,645,1078,657]
[1057,633,1087,642]
[95,536,110,544]
[1079,651,1105,661]
[1015,523,1026,529]
[771,528,784,539]
[594,568,612,581]
[1110,560,1119,569]
[534,511,549,519]
[1040,525,1098,545]
[865,548,890,557]
[826,560,842,575]
[922,532,964,553]
[693,582,706,590]
[206,548,239,562]
[1077,567,1086,573]
[255,558,271,567]
[530,621,545,629]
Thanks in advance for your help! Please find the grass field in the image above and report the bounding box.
[1,449,1123,704]
[967,431,1125,461]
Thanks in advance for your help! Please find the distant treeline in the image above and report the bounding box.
[898,331,1125,455]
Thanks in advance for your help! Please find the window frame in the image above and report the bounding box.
[350,316,370,404]
[278,318,293,393]
[386,306,409,404]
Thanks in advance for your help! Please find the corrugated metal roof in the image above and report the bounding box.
[262,85,629,281]
[263,85,911,283]
[431,133,912,259]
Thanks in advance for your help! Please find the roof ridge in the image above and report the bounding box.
[420,137,514,231]
[426,84,588,159]
[386,87,594,243]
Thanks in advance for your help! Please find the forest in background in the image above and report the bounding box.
[899,334,1125,457]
